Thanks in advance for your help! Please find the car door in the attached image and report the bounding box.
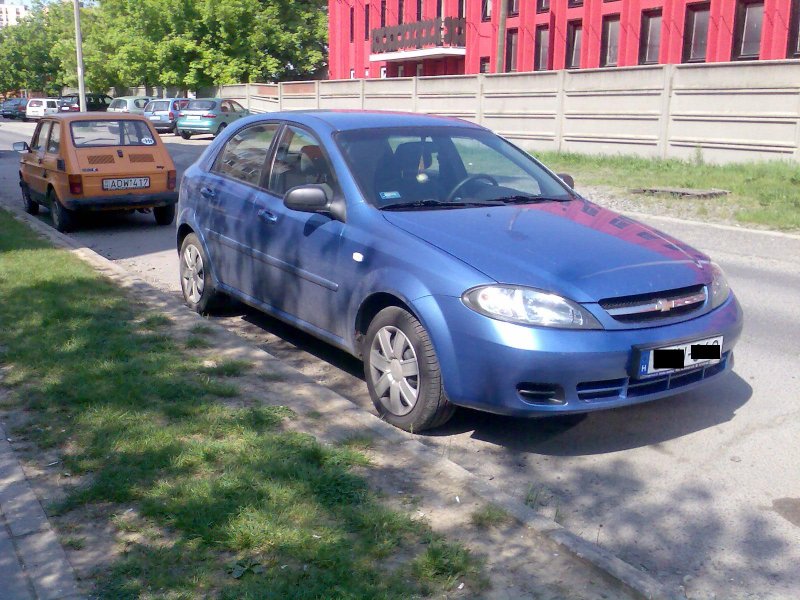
[40,120,63,198]
[21,121,51,202]
[194,122,281,299]
[229,100,248,121]
[250,124,347,339]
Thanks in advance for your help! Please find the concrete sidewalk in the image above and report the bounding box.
[0,422,83,600]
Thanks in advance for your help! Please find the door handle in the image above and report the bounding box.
[200,186,217,200]
[257,209,278,224]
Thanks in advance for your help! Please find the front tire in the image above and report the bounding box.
[364,307,455,432]
[20,182,39,215]
[153,204,175,226]
[49,189,75,232]
[180,233,221,314]
[180,130,191,140]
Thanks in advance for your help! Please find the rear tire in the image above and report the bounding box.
[48,189,75,232]
[153,204,176,226]
[20,182,39,215]
[214,122,227,137]
[180,130,191,140]
[179,233,222,314]
[364,307,455,432]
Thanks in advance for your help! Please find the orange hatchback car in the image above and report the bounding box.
[14,113,178,232]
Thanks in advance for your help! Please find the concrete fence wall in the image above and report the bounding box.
[175,60,800,164]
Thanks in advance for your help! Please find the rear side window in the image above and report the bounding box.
[47,100,58,109]
[47,123,60,154]
[213,123,279,187]
[187,100,216,111]
[71,120,157,147]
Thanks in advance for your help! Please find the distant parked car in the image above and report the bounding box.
[175,98,248,139]
[108,96,154,115]
[13,113,178,232]
[143,98,190,133]
[58,93,113,112]
[176,110,743,432]
[25,98,60,120]
[2,98,28,120]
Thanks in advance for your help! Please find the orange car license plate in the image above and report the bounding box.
[102,177,150,191]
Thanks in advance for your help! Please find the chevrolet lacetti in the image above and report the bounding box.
[176,111,743,432]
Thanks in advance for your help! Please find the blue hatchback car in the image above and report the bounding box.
[176,111,743,432]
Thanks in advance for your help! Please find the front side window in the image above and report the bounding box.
[566,21,583,69]
[31,121,50,151]
[732,0,764,60]
[683,3,711,63]
[71,120,156,147]
[336,127,571,209]
[639,9,663,64]
[213,123,279,187]
[46,123,60,154]
[600,15,620,67]
[535,25,550,71]
[134,99,149,109]
[268,126,336,197]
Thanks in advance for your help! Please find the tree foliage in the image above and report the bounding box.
[0,0,327,94]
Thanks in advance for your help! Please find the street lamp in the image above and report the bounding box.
[72,0,87,112]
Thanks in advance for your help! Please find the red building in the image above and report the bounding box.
[328,0,800,78]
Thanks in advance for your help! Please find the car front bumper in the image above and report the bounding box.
[414,293,744,417]
[62,191,178,211]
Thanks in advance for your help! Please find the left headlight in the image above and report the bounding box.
[708,262,731,309]
[462,285,602,329]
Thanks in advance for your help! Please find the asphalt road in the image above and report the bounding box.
[2,118,799,599]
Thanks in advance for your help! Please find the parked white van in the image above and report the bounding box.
[25,98,60,120]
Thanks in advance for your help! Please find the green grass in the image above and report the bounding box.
[533,151,800,230]
[0,209,484,599]
[198,358,252,377]
[470,504,510,529]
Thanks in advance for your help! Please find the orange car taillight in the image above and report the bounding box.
[68,175,83,195]
[167,170,177,191]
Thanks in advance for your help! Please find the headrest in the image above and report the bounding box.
[300,145,325,173]
[394,142,433,175]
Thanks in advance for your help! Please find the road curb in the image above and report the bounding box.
[620,210,800,240]
[3,205,682,600]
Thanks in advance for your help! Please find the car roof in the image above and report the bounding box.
[114,96,152,101]
[39,113,150,123]
[257,109,483,133]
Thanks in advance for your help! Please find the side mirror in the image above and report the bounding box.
[284,184,330,214]
[12,141,30,153]
[557,173,575,189]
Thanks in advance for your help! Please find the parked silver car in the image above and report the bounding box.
[142,98,190,134]
[107,96,154,115]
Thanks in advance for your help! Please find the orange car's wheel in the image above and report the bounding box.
[154,204,175,226]
[20,181,39,215]
[48,189,75,233]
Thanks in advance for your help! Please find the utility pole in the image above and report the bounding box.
[72,0,87,112]
[494,0,508,73]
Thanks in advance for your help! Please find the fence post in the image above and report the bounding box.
[476,74,485,126]
[278,82,284,111]
[659,64,676,160]
[554,70,567,152]
[315,80,320,109]
[412,76,419,113]
[360,78,366,110]
[246,83,251,111]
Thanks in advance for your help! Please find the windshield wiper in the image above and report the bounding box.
[380,200,494,211]
[486,195,573,204]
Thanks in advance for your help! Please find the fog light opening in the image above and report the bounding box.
[516,383,566,406]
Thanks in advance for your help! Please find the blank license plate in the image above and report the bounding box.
[186,115,201,120]
[102,177,150,191]
[639,335,723,377]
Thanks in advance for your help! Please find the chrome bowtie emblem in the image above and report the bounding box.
[655,299,671,312]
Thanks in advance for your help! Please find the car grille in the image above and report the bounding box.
[599,284,706,323]
[88,155,115,165]
[576,353,729,402]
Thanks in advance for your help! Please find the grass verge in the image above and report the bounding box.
[534,151,800,230]
[0,209,483,599]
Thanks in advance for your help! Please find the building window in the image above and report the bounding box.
[437,0,443,18]
[790,0,800,58]
[682,3,710,63]
[365,68,370,77]
[350,69,356,79]
[566,21,583,69]
[508,0,520,16]
[458,0,466,19]
[399,0,404,24]
[479,56,491,73]
[732,0,764,60]
[397,65,405,77]
[482,0,492,21]
[639,9,662,64]
[350,7,354,43]
[417,0,423,20]
[417,63,424,76]
[505,29,519,72]
[600,15,620,67]
[381,0,386,27]
[365,5,370,40]
[536,0,550,12]
[380,66,387,78]
[534,25,549,71]
[568,0,583,7]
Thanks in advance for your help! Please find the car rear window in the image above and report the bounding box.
[149,101,170,112]
[70,120,157,147]
[109,99,125,109]
[61,97,78,105]
[28,100,42,107]
[187,100,216,111]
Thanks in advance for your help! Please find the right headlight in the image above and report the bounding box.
[708,262,731,310]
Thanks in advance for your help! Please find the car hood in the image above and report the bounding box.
[381,199,711,303]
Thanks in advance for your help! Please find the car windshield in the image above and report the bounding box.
[70,120,157,147]
[336,126,572,209]
[187,100,216,111]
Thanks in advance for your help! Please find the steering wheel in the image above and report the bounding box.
[445,174,499,202]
